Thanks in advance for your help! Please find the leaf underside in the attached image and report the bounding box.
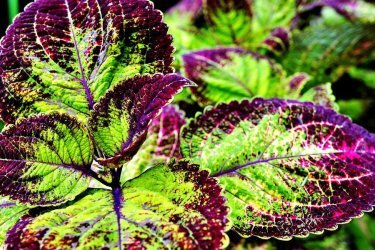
[181,98,375,239]
[5,162,229,249]
[0,0,174,123]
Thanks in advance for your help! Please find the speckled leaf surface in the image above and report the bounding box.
[0,113,93,206]
[89,74,193,168]
[150,105,186,161]
[6,162,229,249]
[0,198,29,246]
[300,83,338,110]
[121,105,186,183]
[181,98,375,239]
[0,0,174,123]
[182,48,308,106]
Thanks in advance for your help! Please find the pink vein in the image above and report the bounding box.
[211,151,345,177]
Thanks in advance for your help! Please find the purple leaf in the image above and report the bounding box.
[263,27,291,54]
[289,73,310,91]
[0,113,93,206]
[150,105,186,161]
[300,0,358,20]
[0,0,174,123]
[181,98,375,239]
[0,198,29,245]
[89,74,193,168]
[168,0,203,19]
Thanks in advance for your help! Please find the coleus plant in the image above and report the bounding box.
[0,0,374,250]
[167,0,374,110]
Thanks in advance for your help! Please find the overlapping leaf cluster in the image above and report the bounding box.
[0,0,374,249]
[0,0,227,249]
[167,0,374,115]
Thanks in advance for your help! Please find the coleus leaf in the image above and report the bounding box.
[0,0,174,123]
[202,0,253,46]
[300,0,358,20]
[182,48,309,106]
[262,27,291,54]
[6,162,229,249]
[249,0,296,47]
[169,0,203,20]
[300,0,375,23]
[349,67,375,90]
[0,113,93,206]
[203,0,296,48]
[0,198,29,246]
[300,83,339,110]
[150,105,186,160]
[121,105,186,183]
[282,20,375,87]
[203,0,252,23]
[181,98,375,239]
[89,74,193,168]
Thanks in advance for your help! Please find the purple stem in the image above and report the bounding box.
[112,187,123,250]
[67,4,94,110]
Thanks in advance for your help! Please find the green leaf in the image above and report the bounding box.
[6,162,229,249]
[0,198,29,246]
[0,0,174,123]
[203,0,296,48]
[250,0,296,47]
[300,83,339,110]
[0,121,4,132]
[349,67,375,89]
[181,98,375,239]
[205,7,253,46]
[0,113,93,206]
[182,48,309,106]
[282,20,375,87]
[89,74,192,168]
[337,99,371,120]
[121,105,186,183]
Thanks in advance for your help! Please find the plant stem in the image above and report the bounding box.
[7,0,19,23]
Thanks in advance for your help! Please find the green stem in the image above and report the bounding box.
[7,0,19,23]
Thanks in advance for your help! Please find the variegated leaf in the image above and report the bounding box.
[0,198,29,246]
[0,0,174,123]
[182,48,309,106]
[89,74,193,168]
[181,98,375,239]
[121,105,186,183]
[0,113,93,205]
[5,162,229,249]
